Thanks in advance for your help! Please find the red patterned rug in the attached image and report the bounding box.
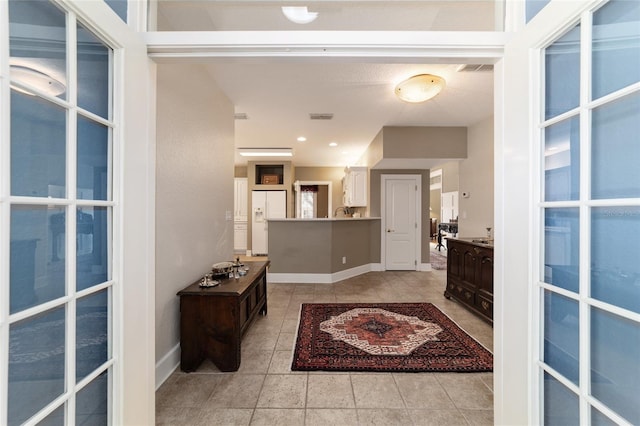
[291,303,492,372]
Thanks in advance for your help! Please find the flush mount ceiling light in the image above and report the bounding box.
[297,136,307,142]
[282,6,318,24]
[238,148,293,157]
[329,142,338,147]
[10,65,66,97]
[394,74,446,103]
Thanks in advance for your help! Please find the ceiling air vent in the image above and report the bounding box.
[309,113,334,120]
[456,64,494,72]
[234,113,248,120]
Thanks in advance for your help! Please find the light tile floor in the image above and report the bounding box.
[156,268,494,426]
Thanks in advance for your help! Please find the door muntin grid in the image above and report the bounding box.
[5,0,116,424]
[539,0,640,424]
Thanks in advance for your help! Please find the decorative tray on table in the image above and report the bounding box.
[199,276,220,288]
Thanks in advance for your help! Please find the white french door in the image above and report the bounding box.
[2,2,116,424]
[1,1,155,424]
[499,0,640,424]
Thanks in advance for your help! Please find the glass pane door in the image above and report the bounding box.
[538,0,640,424]
[4,0,116,424]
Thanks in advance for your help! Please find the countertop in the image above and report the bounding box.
[446,236,494,248]
[268,217,381,222]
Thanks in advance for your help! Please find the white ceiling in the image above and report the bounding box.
[157,1,498,167]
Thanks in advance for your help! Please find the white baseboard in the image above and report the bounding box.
[331,263,373,282]
[155,343,180,390]
[419,263,433,271]
[370,263,384,271]
[268,272,333,284]
[268,263,375,284]
[267,262,437,284]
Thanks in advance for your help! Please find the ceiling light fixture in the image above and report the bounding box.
[281,6,318,24]
[297,136,307,142]
[10,65,66,97]
[238,148,293,157]
[329,142,338,147]
[394,74,446,103]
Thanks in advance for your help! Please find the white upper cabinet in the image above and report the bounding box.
[234,177,248,221]
[343,167,367,207]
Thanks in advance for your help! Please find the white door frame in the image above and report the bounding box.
[0,1,156,424]
[380,174,421,271]
[497,1,609,424]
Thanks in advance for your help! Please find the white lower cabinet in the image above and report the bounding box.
[234,222,247,252]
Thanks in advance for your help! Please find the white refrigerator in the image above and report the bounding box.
[251,190,286,255]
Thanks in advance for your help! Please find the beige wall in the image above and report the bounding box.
[382,126,467,159]
[438,161,460,193]
[430,189,441,222]
[155,64,234,364]
[234,166,248,178]
[361,129,384,167]
[458,117,494,237]
[317,185,329,218]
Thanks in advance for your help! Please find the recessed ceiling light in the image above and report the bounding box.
[297,136,307,142]
[282,6,318,24]
[329,142,338,147]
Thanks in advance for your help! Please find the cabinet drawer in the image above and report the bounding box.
[448,281,475,305]
[476,295,493,320]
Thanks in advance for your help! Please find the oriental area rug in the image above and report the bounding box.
[291,303,492,373]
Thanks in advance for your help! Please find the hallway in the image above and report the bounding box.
[156,269,493,425]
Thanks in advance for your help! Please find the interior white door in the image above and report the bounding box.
[383,176,419,270]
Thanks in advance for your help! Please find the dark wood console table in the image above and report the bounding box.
[444,238,493,324]
[177,260,270,372]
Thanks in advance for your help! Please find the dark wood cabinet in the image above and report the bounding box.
[177,260,270,372]
[444,239,493,324]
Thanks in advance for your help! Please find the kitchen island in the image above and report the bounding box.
[266,217,381,283]
[444,237,494,324]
